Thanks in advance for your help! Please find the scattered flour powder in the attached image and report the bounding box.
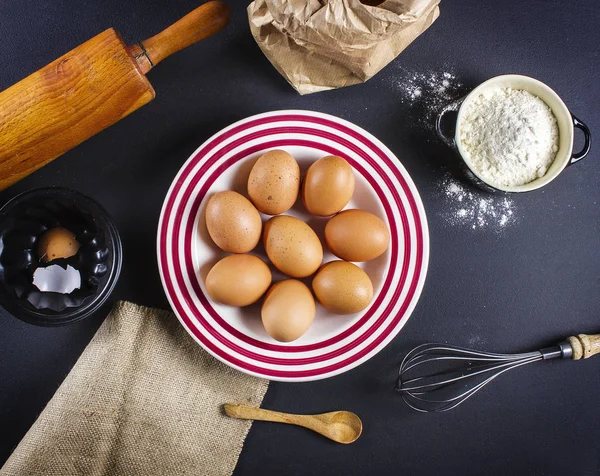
[390,67,521,230]
[393,67,466,129]
[459,88,559,187]
[440,176,516,231]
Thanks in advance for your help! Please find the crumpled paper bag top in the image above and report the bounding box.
[248,0,440,94]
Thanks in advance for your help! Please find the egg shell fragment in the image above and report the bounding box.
[325,209,390,262]
[312,261,373,315]
[205,191,262,253]
[263,215,323,278]
[248,150,300,215]
[302,156,355,216]
[261,280,316,342]
[205,254,271,307]
[37,227,80,263]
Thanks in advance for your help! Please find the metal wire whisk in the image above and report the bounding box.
[395,333,600,413]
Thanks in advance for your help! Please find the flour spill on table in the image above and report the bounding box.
[392,66,466,129]
[467,335,487,348]
[439,175,517,231]
[391,66,517,230]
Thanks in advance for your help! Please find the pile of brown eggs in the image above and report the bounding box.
[203,150,390,342]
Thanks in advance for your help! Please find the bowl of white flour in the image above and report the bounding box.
[436,75,591,192]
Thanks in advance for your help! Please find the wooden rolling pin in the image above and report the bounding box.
[0,1,230,190]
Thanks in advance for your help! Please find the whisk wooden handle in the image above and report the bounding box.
[567,334,600,360]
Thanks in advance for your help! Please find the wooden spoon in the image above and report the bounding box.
[223,404,363,444]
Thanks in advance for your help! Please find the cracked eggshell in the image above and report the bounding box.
[37,227,80,263]
[33,265,82,294]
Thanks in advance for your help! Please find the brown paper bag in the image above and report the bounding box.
[248,0,441,95]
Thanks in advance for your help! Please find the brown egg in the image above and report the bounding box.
[205,191,262,253]
[205,254,271,307]
[302,156,355,216]
[312,261,373,314]
[248,150,300,215]
[325,209,390,262]
[263,215,323,278]
[37,227,80,263]
[261,280,316,342]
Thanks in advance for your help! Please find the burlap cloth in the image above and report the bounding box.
[1,301,269,476]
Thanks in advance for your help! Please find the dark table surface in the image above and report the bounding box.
[1,0,599,474]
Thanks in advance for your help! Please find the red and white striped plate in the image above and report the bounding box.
[157,110,429,382]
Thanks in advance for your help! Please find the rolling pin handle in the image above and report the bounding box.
[130,1,231,74]
[129,43,154,74]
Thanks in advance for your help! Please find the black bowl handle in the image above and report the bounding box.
[569,114,591,165]
[435,97,465,150]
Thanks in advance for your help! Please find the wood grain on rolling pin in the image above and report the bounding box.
[0,29,154,190]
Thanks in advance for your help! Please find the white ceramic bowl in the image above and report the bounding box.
[157,110,430,382]
[437,75,591,192]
